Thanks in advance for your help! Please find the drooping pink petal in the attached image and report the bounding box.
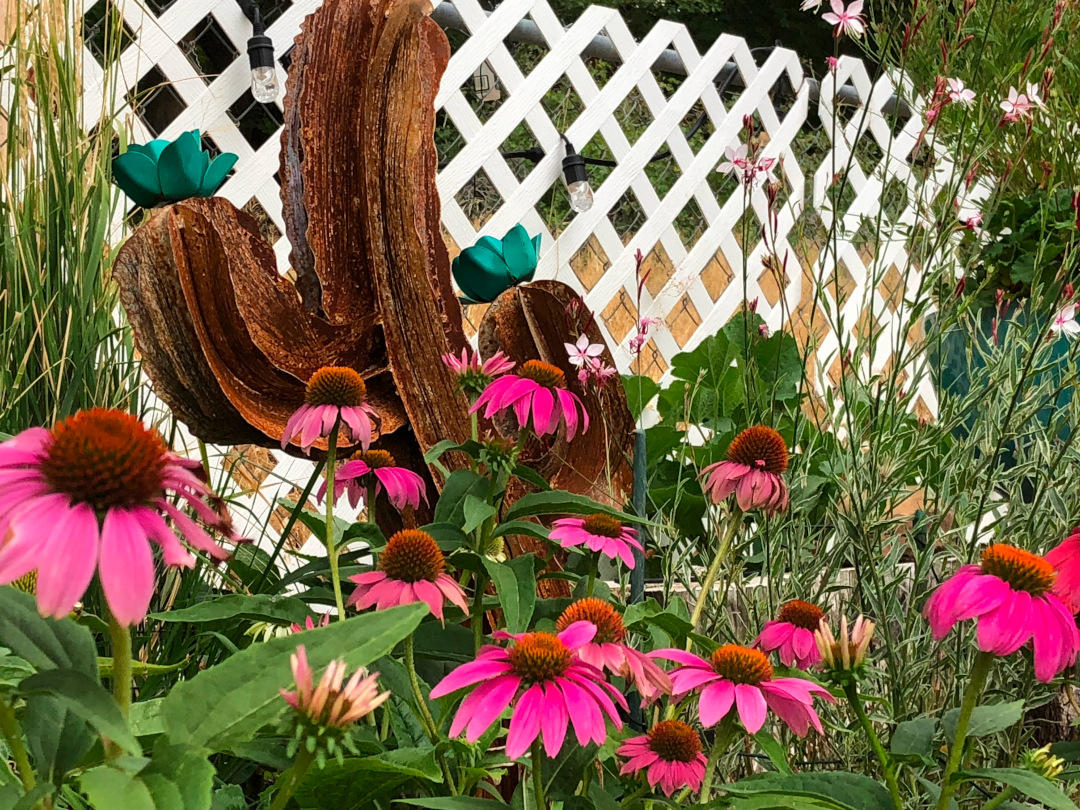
[505,684,544,759]
[698,679,736,727]
[431,657,515,698]
[540,682,569,757]
[98,508,156,626]
[34,503,100,619]
[734,684,768,733]
[557,620,598,650]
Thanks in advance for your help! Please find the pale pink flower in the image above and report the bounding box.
[550,513,644,569]
[718,144,776,187]
[281,645,389,728]
[430,621,627,758]
[471,360,589,441]
[320,449,428,511]
[578,356,618,387]
[629,316,662,354]
[557,598,672,703]
[1046,527,1080,613]
[800,0,822,9]
[700,425,790,514]
[565,334,604,368]
[283,367,379,454]
[347,530,469,623]
[1026,82,1046,108]
[1050,304,1080,339]
[923,544,1079,682]
[947,78,976,105]
[964,213,983,230]
[1000,87,1033,121]
[0,409,238,624]
[289,614,331,634]
[755,600,826,669]
[617,720,707,796]
[651,645,834,735]
[821,0,865,37]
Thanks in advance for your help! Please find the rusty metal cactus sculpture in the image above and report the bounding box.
[113,0,633,543]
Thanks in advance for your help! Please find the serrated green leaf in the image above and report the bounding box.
[956,768,1077,810]
[149,595,312,626]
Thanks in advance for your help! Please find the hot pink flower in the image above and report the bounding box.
[557,598,672,703]
[1047,528,1080,613]
[821,0,865,37]
[430,621,627,758]
[924,544,1079,682]
[755,600,827,669]
[471,360,589,441]
[825,56,840,73]
[289,614,331,634]
[617,720,707,796]
[347,530,468,623]
[550,514,644,569]
[283,367,379,454]
[0,409,238,625]
[281,645,389,729]
[701,425,790,513]
[651,645,834,735]
[320,449,428,512]
[443,348,516,400]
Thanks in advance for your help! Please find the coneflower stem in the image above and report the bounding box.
[269,747,315,810]
[586,555,598,597]
[403,634,459,793]
[325,422,347,623]
[697,716,737,800]
[0,698,35,793]
[688,512,741,640]
[934,651,995,810]
[532,738,547,810]
[107,612,132,718]
[844,683,902,810]
[472,575,486,654]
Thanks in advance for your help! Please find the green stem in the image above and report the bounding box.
[697,716,738,801]
[844,683,903,810]
[689,512,741,639]
[107,612,132,717]
[0,698,35,794]
[257,459,326,590]
[934,652,995,810]
[981,786,1017,810]
[269,747,316,810]
[197,439,212,480]
[586,554,598,598]
[404,634,458,794]
[532,738,546,810]
[620,783,650,808]
[470,410,479,444]
[472,575,486,654]
[325,422,347,622]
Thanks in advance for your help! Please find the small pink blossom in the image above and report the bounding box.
[963,213,983,230]
[825,56,839,73]
[281,645,389,729]
[629,316,662,354]
[755,600,826,669]
[564,334,604,368]
[1050,304,1080,339]
[821,0,866,37]
[947,78,976,105]
[283,367,379,454]
[717,144,775,188]
[1000,87,1033,122]
[289,614,331,634]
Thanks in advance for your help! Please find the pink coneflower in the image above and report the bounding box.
[471,359,589,441]
[289,614,331,634]
[0,409,237,625]
[821,0,865,37]
[550,513,643,569]
[756,600,827,669]
[700,425,790,514]
[442,348,516,400]
[947,78,976,105]
[617,720,707,797]
[924,544,1080,682]
[1047,527,1080,613]
[281,645,389,729]
[347,530,468,623]
[652,644,834,735]
[320,449,427,512]
[556,598,672,703]
[430,621,627,758]
[282,366,379,454]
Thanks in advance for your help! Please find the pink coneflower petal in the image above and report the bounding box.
[35,502,99,619]
[540,682,569,757]
[559,678,603,745]
[99,509,156,626]
[734,684,768,733]
[506,683,544,758]
[698,679,735,726]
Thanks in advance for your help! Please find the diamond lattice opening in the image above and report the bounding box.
[180,15,239,82]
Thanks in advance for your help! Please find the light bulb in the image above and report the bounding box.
[567,180,594,213]
[251,66,279,103]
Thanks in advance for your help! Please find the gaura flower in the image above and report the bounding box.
[755,600,826,669]
[112,130,238,209]
[451,224,541,304]
[430,621,627,758]
[923,544,1080,682]
[629,316,662,355]
[651,645,834,735]
[579,356,618,387]
[717,143,775,188]
[282,366,379,454]
[799,0,822,10]
[701,425,790,513]
[550,513,643,569]
[821,0,865,37]
[1046,527,1080,613]
[946,78,976,105]
[963,213,983,230]
[814,614,875,673]
[1025,82,1046,109]
[347,530,468,623]
[556,598,671,703]
[1049,305,1080,339]
[289,614,331,634]
[1000,87,1033,122]
[320,450,427,512]
[565,334,604,369]
[0,409,238,625]
[471,360,589,441]
[617,720,707,797]
[442,348,515,400]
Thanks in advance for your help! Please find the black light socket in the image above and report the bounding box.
[561,137,588,186]
[247,8,274,69]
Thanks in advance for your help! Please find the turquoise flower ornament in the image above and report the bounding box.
[112,130,238,208]
[452,224,542,304]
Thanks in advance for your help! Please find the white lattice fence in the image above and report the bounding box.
[78,0,969,550]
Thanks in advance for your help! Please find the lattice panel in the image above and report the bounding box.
[79,0,970,549]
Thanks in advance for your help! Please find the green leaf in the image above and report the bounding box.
[80,766,155,810]
[130,699,165,737]
[0,648,35,691]
[463,495,498,534]
[0,588,97,676]
[20,669,139,755]
[728,793,848,810]
[890,716,937,759]
[293,751,440,809]
[622,598,693,645]
[140,740,215,810]
[490,520,550,542]
[148,595,312,626]
[482,556,537,634]
[8,783,56,810]
[209,785,247,810]
[752,731,794,774]
[942,700,1024,742]
[434,470,490,527]
[398,798,507,810]
[955,769,1076,810]
[724,772,894,810]
[622,375,660,418]
[161,603,427,750]
[511,464,551,492]
[502,491,648,524]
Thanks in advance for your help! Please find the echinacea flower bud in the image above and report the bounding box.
[1020,745,1065,781]
[814,615,875,680]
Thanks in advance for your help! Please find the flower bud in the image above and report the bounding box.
[1021,745,1065,781]
[814,615,875,680]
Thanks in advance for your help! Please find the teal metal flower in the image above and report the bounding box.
[452,224,541,304]
[112,130,238,209]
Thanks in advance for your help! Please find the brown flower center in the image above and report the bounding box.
[711,644,773,685]
[361,450,395,469]
[556,598,627,644]
[40,409,168,510]
[517,360,567,389]
[508,633,572,683]
[305,366,367,407]
[981,544,1055,596]
[726,425,789,474]
[581,513,624,538]
[777,600,826,631]
[379,530,445,583]
[648,720,702,763]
